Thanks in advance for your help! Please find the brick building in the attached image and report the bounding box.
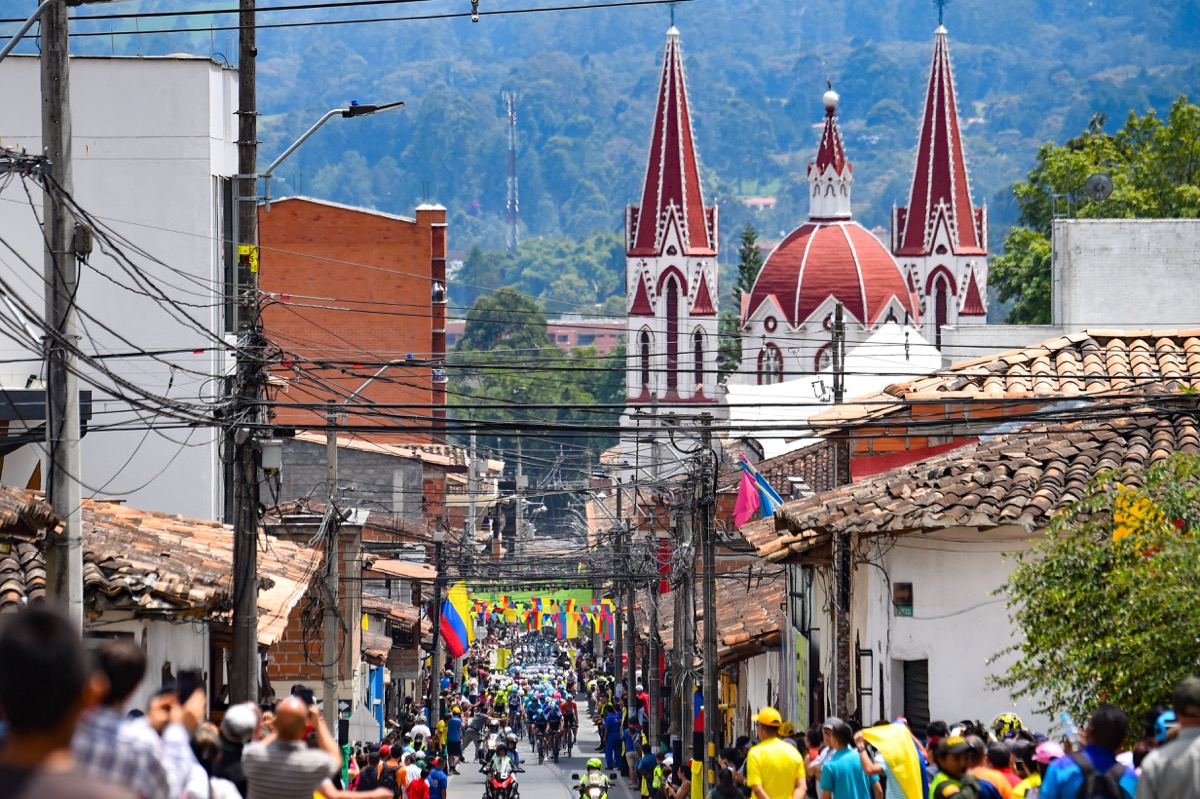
[258,197,449,437]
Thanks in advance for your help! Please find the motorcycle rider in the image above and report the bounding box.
[488,739,522,774]
[577,757,613,799]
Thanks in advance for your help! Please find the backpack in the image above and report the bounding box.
[378,765,402,799]
[1070,753,1126,799]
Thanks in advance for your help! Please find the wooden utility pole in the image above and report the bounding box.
[42,0,83,629]
[229,0,261,704]
[700,413,718,794]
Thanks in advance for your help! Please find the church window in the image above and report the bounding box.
[933,276,948,348]
[665,277,680,390]
[693,329,704,388]
[758,342,783,386]
[639,330,651,388]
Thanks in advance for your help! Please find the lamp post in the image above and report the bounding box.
[426,527,447,724]
[261,100,405,209]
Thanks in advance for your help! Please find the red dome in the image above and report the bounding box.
[745,221,918,327]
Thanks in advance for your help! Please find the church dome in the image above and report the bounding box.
[746,220,918,327]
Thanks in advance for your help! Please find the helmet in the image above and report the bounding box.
[507,732,518,744]
[991,713,1024,738]
[586,758,604,771]
[1155,710,1177,743]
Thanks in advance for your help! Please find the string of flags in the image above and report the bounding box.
[469,597,619,639]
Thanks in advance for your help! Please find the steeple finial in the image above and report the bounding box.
[669,0,676,28]
[934,0,949,26]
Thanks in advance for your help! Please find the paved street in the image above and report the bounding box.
[451,719,634,799]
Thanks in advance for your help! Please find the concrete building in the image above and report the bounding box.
[259,197,449,437]
[0,55,238,520]
[446,315,625,356]
[942,218,1200,363]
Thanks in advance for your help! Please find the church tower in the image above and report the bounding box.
[621,26,719,470]
[891,24,988,348]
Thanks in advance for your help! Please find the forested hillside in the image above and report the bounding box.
[41,0,1200,310]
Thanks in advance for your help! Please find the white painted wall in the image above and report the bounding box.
[857,527,1049,731]
[0,56,237,519]
[1054,218,1200,330]
[87,616,210,715]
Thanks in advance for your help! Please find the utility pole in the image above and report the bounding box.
[323,405,340,732]
[467,416,477,541]
[41,0,83,628]
[648,571,660,748]
[832,301,845,404]
[676,484,695,762]
[229,0,261,704]
[700,413,718,795]
[427,534,446,723]
[626,528,637,709]
[515,436,524,558]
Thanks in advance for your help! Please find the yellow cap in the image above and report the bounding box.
[754,707,783,727]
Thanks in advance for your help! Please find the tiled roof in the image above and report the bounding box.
[362,593,421,626]
[753,402,1200,562]
[363,629,393,663]
[811,329,1200,428]
[292,432,504,473]
[652,573,784,666]
[0,492,321,644]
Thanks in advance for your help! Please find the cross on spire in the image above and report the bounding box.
[934,0,949,26]
[669,0,677,27]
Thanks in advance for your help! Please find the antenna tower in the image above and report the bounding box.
[504,91,519,255]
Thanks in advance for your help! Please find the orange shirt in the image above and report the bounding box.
[971,767,1014,799]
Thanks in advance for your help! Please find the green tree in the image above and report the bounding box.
[718,223,765,382]
[994,451,1200,728]
[734,222,765,302]
[991,96,1200,323]
[455,287,550,355]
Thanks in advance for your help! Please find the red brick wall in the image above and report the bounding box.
[259,200,447,438]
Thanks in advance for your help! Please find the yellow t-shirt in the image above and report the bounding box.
[745,737,805,799]
[1013,774,1041,799]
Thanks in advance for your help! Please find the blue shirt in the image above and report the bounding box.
[818,747,878,799]
[429,768,448,799]
[604,712,622,735]
[447,716,462,742]
[1040,746,1137,799]
[440,676,452,691]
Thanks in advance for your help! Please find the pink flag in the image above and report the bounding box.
[733,468,761,528]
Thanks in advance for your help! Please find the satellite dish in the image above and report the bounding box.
[1084,173,1113,202]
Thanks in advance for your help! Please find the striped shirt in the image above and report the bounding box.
[72,706,195,799]
[242,739,339,799]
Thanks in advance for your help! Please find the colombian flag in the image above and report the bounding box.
[439,581,475,658]
[861,723,929,799]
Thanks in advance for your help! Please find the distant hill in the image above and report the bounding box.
[37,0,1200,305]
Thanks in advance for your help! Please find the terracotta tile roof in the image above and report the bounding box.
[0,492,321,645]
[366,559,436,581]
[363,629,393,663]
[0,488,57,541]
[810,329,1200,429]
[652,573,784,666]
[292,432,504,473]
[754,401,1200,562]
[362,593,421,626]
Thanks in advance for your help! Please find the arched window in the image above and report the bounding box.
[665,277,680,390]
[758,343,783,386]
[693,329,704,388]
[933,276,948,348]
[639,330,651,388]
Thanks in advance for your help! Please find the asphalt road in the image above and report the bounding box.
[450,719,637,799]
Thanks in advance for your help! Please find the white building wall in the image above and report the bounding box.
[0,56,237,519]
[857,527,1048,732]
[1054,218,1200,330]
[87,616,210,715]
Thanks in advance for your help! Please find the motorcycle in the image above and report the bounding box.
[485,757,521,799]
[481,726,502,765]
[571,771,614,799]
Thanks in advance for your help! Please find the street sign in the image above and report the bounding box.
[338,699,352,719]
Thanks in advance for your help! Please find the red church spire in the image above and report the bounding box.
[808,89,853,221]
[893,25,985,257]
[627,27,716,257]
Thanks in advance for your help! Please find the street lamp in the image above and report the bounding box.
[261,99,405,209]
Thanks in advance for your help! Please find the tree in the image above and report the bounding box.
[454,287,550,356]
[718,223,765,382]
[993,451,1200,728]
[990,96,1200,323]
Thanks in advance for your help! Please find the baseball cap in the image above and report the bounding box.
[755,707,782,727]
[821,716,843,731]
[1033,741,1064,764]
[380,744,392,756]
[221,703,258,744]
[937,736,972,756]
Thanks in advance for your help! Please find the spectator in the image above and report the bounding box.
[428,757,449,799]
[0,607,134,799]
[989,742,1021,788]
[72,637,202,799]
[746,707,807,799]
[190,722,243,799]
[1040,704,1137,799]
[213,702,258,796]
[818,720,879,799]
[1135,676,1200,799]
[242,695,390,799]
[965,736,1012,799]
